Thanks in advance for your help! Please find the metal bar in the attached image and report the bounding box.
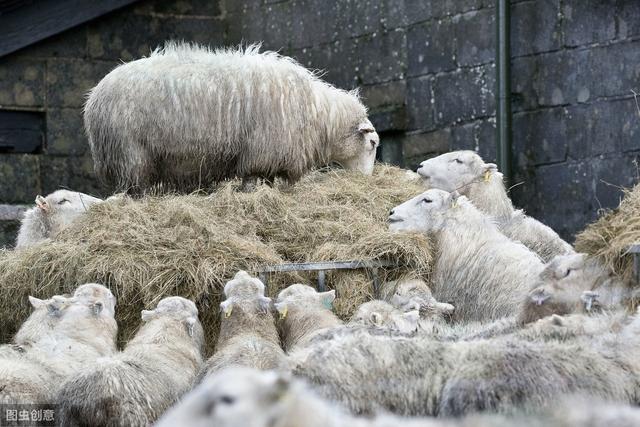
[317,270,326,292]
[629,244,640,286]
[496,0,512,185]
[255,259,395,273]
[371,267,380,298]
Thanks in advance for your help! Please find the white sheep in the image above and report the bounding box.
[198,271,287,382]
[85,42,380,193]
[388,189,544,322]
[15,189,103,249]
[11,295,71,346]
[57,296,204,426]
[156,367,640,427]
[417,150,574,262]
[350,300,420,334]
[274,284,343,352]
[0,284,117,404]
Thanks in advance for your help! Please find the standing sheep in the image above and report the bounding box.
[417,150,574,262]
[15,189,103,249]
[0,284,117,404]
[85,43,380,193]
[198,271,287,382]
[388,189,544,321]
[57,296,204,426]
[157,368,640,427]
[274,284,343,352]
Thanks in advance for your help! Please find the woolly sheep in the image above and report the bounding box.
[0,284,117,404]
[417,150,574,262]
[85,43,380,193]
[350,300,420,334]
[12,295,71,346]
[388,189,544,321]
[157,367,640,427]
[198,271,287,382]
[274,284,343,352]
[291,309,640,416]
[15,190,103,249]
[57,296,204,426]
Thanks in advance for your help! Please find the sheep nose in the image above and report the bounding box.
[389,209,395,216]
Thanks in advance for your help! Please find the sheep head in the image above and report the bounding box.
[156,367,293,427]
[219,271,271,319]
[274,284,335,319]
[390,279,455,320]
[417,150,498,194]
[388,189,464,233]
[351,300,419,334]
[141,296,201,338]
[34,189,103,229]
[28,295,72,317]
[71,283,117,317]
[331,117,379,175]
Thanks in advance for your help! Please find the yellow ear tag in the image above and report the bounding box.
[224,307,233,318]
[451,199,458,209]
[280,306,288,320]
[483,170,491,182]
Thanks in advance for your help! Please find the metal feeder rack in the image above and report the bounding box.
[255,259,396,297]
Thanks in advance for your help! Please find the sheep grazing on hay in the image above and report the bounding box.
[0,284,117,404]
[0,165,430,351]
[291,307,640,416]
[15,189,103,249]
[275,284,343,352]
[85,42,379,193]
[417,150,574,262]
[198,271,287,382]
[388,189,544,321]
[576,182,640,290]
[158,367,640,427]
[56,296,204,426]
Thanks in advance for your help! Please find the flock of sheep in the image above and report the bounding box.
[1,43,638,426]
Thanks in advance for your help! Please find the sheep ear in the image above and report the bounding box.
[92,302,104,316]
[369,312,382,326]
[258,296,271,314]
[267,372,292,402]
[274,302,288,320]
[449,191,461,208]
[483,163,497,182]
[220,300,233,318]
[358,122,375,134]
[185,316,197,337]
[35,195,49,211]
[529,288,550,306]
[435,302,455,315]
[141,309,156,322]
[320,290,335,308]
[393,311,419,333]
[48,296,69,315]
[29,296,45,308]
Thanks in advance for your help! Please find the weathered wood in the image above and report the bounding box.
[0,0,141,57]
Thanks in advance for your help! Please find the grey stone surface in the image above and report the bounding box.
[563,0,617,47]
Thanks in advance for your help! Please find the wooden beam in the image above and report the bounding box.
[0,0,141,58]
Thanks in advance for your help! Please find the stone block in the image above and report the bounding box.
[406,76,434,130]
[563,0,616,47]
[0,59,45,107]
[407,18,456,76]
[454,9,495,67]
[46,59,113,108]
[512,0,560,57]
[46,108,88,156]
[0,155,41,204]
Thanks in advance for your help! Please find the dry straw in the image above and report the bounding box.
[575,183,640,286]
[0,165,431,353]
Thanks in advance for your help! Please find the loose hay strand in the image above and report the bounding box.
[0,164,431,354]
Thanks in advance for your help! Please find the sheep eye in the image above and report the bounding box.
[219,395,235,405]
[422,198,433,204]
[563,269,572,278]
[58,198,70,205]
[454,159,463,164]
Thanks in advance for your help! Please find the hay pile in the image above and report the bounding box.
[575,183,640,286]
[0,165,432,353]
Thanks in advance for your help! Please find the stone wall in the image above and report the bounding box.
[0,0,638,247]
